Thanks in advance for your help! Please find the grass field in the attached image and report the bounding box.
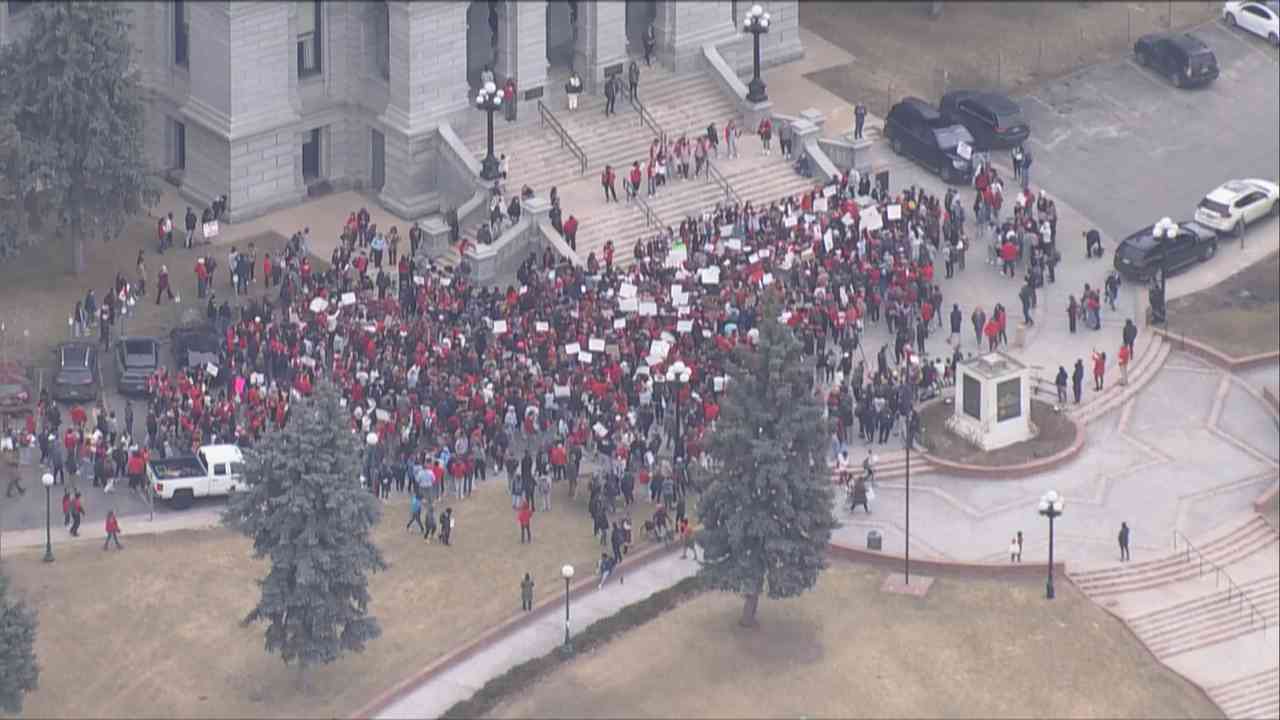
[1,477,622,719]
[488,563,1222,720]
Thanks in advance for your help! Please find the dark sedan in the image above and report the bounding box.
[939,90,1031,150]
[170,322,223,370]
[884,97,975,184]
[115,337,160,396]
[1114,221,1219,281]
[51,341,101,403]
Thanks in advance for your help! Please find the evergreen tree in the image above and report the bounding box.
[224,381,388,687]
[0,2,158,272]
[0,574,40,714]
[696,292,838,628]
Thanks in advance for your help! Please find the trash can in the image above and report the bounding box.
[867,529,882,551]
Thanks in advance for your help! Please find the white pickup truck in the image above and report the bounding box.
[147,444,245,509]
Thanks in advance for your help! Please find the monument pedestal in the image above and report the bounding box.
[947,352,1033,451]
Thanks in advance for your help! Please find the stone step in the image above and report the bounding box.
[1129,574,1280,633]
[1211,668,1280,720]
[1069,522,1277,597]
[1070,516,1271,584]
[1143,591,1280,659]
[1071,334,1171,425]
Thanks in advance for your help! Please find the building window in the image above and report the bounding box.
[172,119,186,171]
[298,0,322,77]
[302,127,323,181]
[174,0,190,67]
[370,1,390,81]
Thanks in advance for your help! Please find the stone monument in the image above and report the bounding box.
[948,351,1033,451]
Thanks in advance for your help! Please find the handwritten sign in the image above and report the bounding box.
[565,342,581,355]
[784,215,798,228]
[650,340,670,359]
[957,140,973,160]
[614,318,627,330]
[202,221,220,239]
[814,197,828,213]
[677,320,694,333]
[578,351,593,363]
[589,338,605,352]
[619,282,637,298]
[535,321,549,332]
[620,297,639,313]
[555,384,571,398]
[206,363,220,377]
[886,204,902,221]
[493,320,508,334]
[341,292,357,307]
[639,301,658,317]
[861,206,883,232]
[700,267,721,285]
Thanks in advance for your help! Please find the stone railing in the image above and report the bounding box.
[416,122,490,260]
[463,197,582,285]
[700,43,772,131]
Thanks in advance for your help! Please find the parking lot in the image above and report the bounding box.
[1018,18,1280,240]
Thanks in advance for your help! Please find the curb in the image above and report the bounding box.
[827,540,1066,579]
[1153,328,1280,372]
[915,413,1085,479]
[351,541,681,720]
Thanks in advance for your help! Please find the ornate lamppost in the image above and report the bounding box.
[475,81,503,181]
[1038,490,1065,599]
[742,4,771,103]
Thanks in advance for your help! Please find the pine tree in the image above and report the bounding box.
[0,573,40,714]
[224,381,388,688]
[696,291,838,628]
[0,2,158,272]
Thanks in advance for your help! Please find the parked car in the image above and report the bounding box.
[51,341,101,403]
[170,322,223,370]
[1133,32,1220,88]
[1223,1,1280,46]
[0,362,34,419]
[1114,221,1219,281]
[148,443,244,509]
[114,336,160,396]
[1193,179,1280,237]
[938,90,1031,150]
[884,97,976,184]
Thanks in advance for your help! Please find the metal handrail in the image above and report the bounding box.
[537,99,587,175]
[706,159,742,207]
[1172,529,1268,635]
[634,190,664,230]
[630,92,665,145]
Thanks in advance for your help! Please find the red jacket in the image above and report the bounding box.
[105,514,120,534]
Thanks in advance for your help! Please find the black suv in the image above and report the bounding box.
[1134,33,1219,87]
[884,97,976,184]
[1114,221,1219,281]
[170,322,223,370]
[51,341,102,403]
[114,337,160,396]
[939,90,1031,150]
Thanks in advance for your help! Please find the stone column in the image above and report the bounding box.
[657,0,737,74]
[379,1,470,220]
[574,0,627,94]
[718,0,804,76]
[514,1,548,97]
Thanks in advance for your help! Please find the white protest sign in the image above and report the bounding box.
[589,338,605,352]
[677,320,693,333]
[376,409,392,422]
[814,197,828,213]
[823,230,833,252]
[823,184,838,198]
[700,267,721,285]
[413,275,426,286]
[565,342,581,355]
[613,318,627,330]
[650,340,670,359]
[594,422,608,437]
[760,248,771,259]
[763,273,775,286]
[578,351,593,363]
[784,215,798,228]
[535,321,549,332]
[957,140,973,160]
[725,239,742,251]
[639,301,658,317]
[887,204,902,221]
[309,297,329,313]
[620,282,637,298]
[341,292,357,307]
[720,224,735,238]
[555,384,571,398]
[206,363,220,377]
[714,376,726,392]
[620,297,639,313]
[841,213,855,226]
[861,206,883,232]
[202,221,220,239]
[493,320,508,334]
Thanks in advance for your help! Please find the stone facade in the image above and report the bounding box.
[0,0,801,223]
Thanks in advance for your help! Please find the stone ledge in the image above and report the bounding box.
[1152,328,1280,372]
[351,542,681,720]
[828,542,1067,580]
[916,412,1086,480]
[1252,482,1280,515]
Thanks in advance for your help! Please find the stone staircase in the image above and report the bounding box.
[1208,668,1280,720]
[1068,516,1280,720]
[1068,516,1277,597]
[1067,331,1171,426]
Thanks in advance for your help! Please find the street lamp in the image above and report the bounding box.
[742,4,771,103]
[1038,489,1065,599]
[41,472,54,563]
[665,360,691,468]
[561,563,575,651]
[475,80,503,181]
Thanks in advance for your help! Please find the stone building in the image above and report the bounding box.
[0,0,800,222]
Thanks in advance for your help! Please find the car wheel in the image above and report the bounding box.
[890,137,903,155]
[1169,71,1182,88]
[1201,242,1218,262]
[1225,12,1237,27]
[1137,49,1150,67]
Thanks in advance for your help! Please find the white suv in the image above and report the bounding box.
[1193,179,1279,237]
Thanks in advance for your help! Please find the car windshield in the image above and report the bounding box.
[1117,241,1151,264]
[932,126,973,149]
[124,340,154,355]
[60,347,88,367]
[1197,198,1230,216]
[995,112,1024,128]
[1189,50,1215,67]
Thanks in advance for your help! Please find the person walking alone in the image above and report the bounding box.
[1118,522,1131,561]
[517,499,533,544]
[103,510,123,550]
[1092,349,1107,391]
[1072,359,1085,404]
[69,490,85,537]
[520,573,535,611]
[406,492,425,533]
[1055,365,1069,405]
[627,60,640,100]
[439,507,454,546]
[854,102,867,140]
